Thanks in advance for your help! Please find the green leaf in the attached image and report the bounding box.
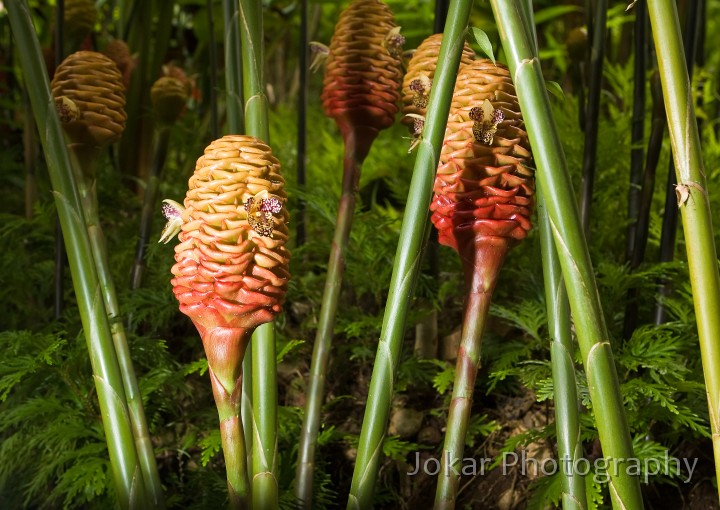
[470,27,496,64]
[276,339,304,363]
[546,81,565,100]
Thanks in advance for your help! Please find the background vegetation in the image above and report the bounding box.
[1,0,720,507]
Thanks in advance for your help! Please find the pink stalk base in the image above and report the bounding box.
[435,237,510,509]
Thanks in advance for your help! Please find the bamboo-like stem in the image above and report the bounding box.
[131,126,171,290]
[520,3,587,504]
[625,1,647,263]
[347,0,474,507]
[203,327,251,509]
[646,0,720,499]
[653,0,701,324]
[296,126,374,508]
[434,240,508,509]
[68,143,165,508]
[538,184,587,510]
[239,0,278,504]
[252,323,278,509]
[223,0,253,475]
[579,0,606,233]
[488,1,644,508]
[223,0,244,134]
[6,3,144,507]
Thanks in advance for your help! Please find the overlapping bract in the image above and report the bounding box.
[51,51,127,147]
[171,135,290,335]
[430,60,534,256]
[321,0,404,137]
[401,34,475,134]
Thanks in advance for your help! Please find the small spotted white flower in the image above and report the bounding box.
[244,190,282,238]
[158,199,185,244]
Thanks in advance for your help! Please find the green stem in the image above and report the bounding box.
[6,2,144,507]
[295,126,374,508]
[434,240,508,509]
[252,323,278,509]
[347,0,474,507]
[488,1,644,508]
[646,0,720,499]
[69,143,165,508]
[538,184,587,510]
[223,0,244,134]
[239,0,277,505]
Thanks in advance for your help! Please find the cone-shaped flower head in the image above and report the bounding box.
[151,76,190,126]
[169,135,291,339]
[51,51,127,147]
[430,60,534,268]
[321,0,404,150]
[401,34,475,136]
[63,0,97,45]
[103,39,134,88]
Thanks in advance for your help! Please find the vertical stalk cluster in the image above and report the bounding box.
[6,3,159,507]
[296,1,404,506]
[646,0,720,496]
[348,0,474,507]
[238,0,280,504]
[51,50,165,507]
[488,0,644,508]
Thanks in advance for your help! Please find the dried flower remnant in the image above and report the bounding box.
[55,96,80,123]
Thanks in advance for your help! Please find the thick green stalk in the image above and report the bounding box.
[653,0,702,324]
[131,126,171,290]
[434,241,508,509]
[223,0,244,134]
[538,184,587,510]
[252,323,278,509]
[6,2,144,507]
[347,0,474,507]
[646,0,720,497]
[488,1,644,508]
[223,0,252,474]
[295,127,372,508]
[519,3,585,505]
[69,144,165,508]
[239,0,278,505]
